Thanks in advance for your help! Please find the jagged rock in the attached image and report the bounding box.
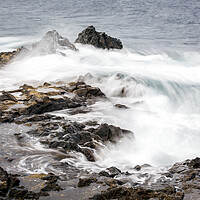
[187,157,200,169]
[32,30,77,54]
[80,148,95,162]
[94,123,132,143]
[67,81,106,98]
[0,81,106,121]
[20,97,81,115]
[24,117,132,162]
[106,167,121,177]
[99,167,121,178]
[75,25,123,50]
[0,93,18,102]
[0,47,28,66]
[77,177,97,187]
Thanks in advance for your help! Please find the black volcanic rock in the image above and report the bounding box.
[32,30,77,54]
[75,26,123,50]
[93,123,131,143]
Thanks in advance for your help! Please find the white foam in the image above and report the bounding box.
[1,40,200,174]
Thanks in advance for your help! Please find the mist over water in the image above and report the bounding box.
[0,0,200,174]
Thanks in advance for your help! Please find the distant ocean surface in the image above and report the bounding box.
[0,0,200,51]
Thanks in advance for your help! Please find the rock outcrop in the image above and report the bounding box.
[0,27,123,67]
[75,26,123,49]
[0,167,61,199]
[0,81,132,162]
[32,30,78,54]
[0,81,200,199]
[0,47,28,67]
[0,81,106,122]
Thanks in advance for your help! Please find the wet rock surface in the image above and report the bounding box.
[75,26,123,49]
[0,81,131,163]
[0,81,199,199]
[0,167,62,199]
[0,81,106,123]
[0,47,29,67]
[1,157,200,199]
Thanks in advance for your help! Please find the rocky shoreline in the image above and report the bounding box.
[0,80,199,200]
[0,27,200,199]
[0,26,123,67]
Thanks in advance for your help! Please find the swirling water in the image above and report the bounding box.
[0,0,200,175]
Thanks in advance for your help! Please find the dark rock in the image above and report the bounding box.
[106,167,121,178]
[77,177,97,187]
[63,140,80,151]
[0,93,17,102]
[94,123,132,142]
[0,116,14,123]
[0,180,7,196]
[0,167,55,199]
[104,179,125,187]
[75,26,123,50]
[68,81,106,98]
[0,167,8,181]
[134,165,141,171]
[99,167,122,178]
[7,175,20,189]
[20,97,81,115]
[99,171,110,177]
[91,186,184,200]
[184,172,196,181]
[115,104,129,109]
[188,157,200,169]
[99,167,121,178]
[80,148,95,162]
[41,182,61,192]
[41,173,61,192]
[8,186,28,199]
[32,30,77,54]
[43,82,51,86]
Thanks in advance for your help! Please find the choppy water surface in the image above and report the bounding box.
[0,0,200,179]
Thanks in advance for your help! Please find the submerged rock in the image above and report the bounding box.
[32,30,77,54]
[75,25,123,49]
